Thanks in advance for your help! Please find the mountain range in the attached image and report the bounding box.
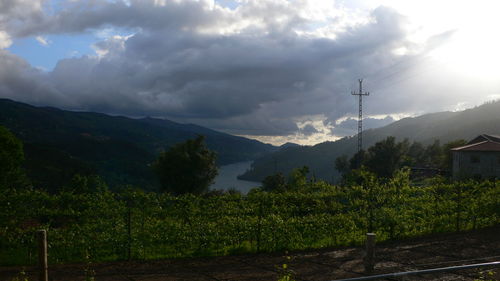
[0,99,276,191]
[2,98,499,190]
[238,100,500,182]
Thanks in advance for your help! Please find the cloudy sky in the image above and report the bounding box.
[1,0,499,145]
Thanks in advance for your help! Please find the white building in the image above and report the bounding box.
[451,134,500,180]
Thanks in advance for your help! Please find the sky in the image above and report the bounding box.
[0,0,499,146]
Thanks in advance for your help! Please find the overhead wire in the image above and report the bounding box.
[361,54,434,92]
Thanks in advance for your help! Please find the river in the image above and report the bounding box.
[210,161,260,194]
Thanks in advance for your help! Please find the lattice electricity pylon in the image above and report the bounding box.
[351,79,370,152]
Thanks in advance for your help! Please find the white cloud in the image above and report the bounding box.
[0,31,12,49]
[91,34,131,58]
[35,35,50,46]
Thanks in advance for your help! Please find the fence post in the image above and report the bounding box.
[256,200,263,252]
[37,229,48,281]
[127,201,132,261]
[455,183,462,232]
[364,233,376,273]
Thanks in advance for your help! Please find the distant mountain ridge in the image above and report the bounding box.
[0,99,276,191]
[239,101,500,182]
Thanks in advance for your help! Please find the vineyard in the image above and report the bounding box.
[1,177,499,267]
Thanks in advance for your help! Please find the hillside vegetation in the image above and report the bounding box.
[0,99,275,191]
[1,177,498,266]
[240,101,500,182]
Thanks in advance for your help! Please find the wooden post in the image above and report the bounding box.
[256,201,263,252]
[127,202,132,261]
[364,232,376,273]
[37,229,48,281]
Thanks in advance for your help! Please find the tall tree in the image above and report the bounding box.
[288,166,309,190]
[262,173,287,192]
[153,136,218,195]
[424,140,442,167]
[0,126,28,189]
[349,149,366,170]
[365,136,405,178]
[335,155,349,175]
[405,141,426,166]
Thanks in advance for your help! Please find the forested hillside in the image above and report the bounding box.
[0,99,276,191]
[240,101,500,182]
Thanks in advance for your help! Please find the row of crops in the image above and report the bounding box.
[1,179,499,266]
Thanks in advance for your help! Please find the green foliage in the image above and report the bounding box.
[277,254,295,281]
[349,150,366,170]
[424,140,442,167]
[0,178,498,266]
[153,136,218,195]
[334,155,349,176]
[242,100,500,183]
[365,136,406,178]
[9,269,29,281]
[287,166,309,190]
[262,173,287,192]
[23,143,96,193]
[475,269,496,281]
[0,125,29,190]
[0,99,275,191]
[263,166,311,192]
[63,175,108,194]
[337,137,470,183]
[342,166,378,187]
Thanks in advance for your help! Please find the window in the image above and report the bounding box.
[470,155,480,163]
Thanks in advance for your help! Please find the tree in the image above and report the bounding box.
[64,174,108,194]
[405,141,426,167]
[288,166,309,190]
[335,155,349,175]
[424,140,443,167]
[153,136,218,195]
[262,173,287,192]
[0,125,29,189]
[365,136,406,178]
[349,149,366,170]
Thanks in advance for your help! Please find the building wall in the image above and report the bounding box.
[452,151,500,180]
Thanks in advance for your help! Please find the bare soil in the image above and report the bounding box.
[1,226,499,281]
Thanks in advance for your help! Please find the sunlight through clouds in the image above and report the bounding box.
[0,0,499,145]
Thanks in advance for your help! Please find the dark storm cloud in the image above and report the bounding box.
[331,116,395,137]
[0,0,429,137]
[0,50,68,106]
[186,113,301,136]
[10,0,215,37]
[300,124,319,136]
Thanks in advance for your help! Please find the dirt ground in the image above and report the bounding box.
[1,226,499,281]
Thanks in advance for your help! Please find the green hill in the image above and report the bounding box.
[239,101,500,182]
[0,99,276,191]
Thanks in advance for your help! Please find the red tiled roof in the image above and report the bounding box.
[451,140,500,152]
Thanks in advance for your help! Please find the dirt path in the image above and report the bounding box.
[1,226,499,281]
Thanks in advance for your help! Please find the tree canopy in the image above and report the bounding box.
[335,136,467,182]
[153,136,218,195]
[0,125,28,189]
[364,136,406,178]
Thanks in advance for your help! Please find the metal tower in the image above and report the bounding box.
[351,79,369,152]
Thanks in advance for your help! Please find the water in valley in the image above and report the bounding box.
[210,161,260,194]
